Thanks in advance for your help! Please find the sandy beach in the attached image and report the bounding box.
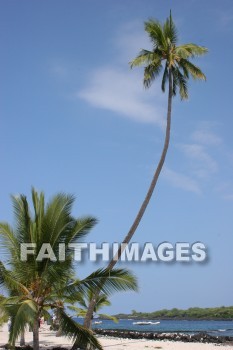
[0,323,232,350]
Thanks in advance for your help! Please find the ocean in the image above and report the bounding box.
[86,319,233,337]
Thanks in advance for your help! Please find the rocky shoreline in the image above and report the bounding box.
[94,328,233,344]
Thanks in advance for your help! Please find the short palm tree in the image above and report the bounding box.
[68,291,118,329]
[84,11,208,328]
[0,188,137,350]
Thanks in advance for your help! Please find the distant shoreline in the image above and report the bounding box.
[106,317,233,321]
[112,306,233,321]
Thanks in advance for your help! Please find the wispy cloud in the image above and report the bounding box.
[191,129,222,146]
[78,67,165,127]
[77,21,166,127]
[162,167,201,194]
[178,143,218,178]
[170,122,233,200]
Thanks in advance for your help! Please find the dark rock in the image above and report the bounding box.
[93,328,233,344]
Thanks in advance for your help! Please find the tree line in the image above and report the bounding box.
[114,306,233,320]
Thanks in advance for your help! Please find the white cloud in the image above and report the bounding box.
[77,21,167,127]
[78,67,165,127]
[162,167,201,194]
[178,143,218,178]
[191,129,222,146]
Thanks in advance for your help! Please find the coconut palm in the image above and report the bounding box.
[84,11,208,329]
[0,188,137,350]
[68,291,118,329]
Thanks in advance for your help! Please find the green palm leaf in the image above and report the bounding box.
[58,308,103,350]
[67,268,137,297]
[180,59,206,80]
[0,223,18,255]
[68,305,87,318]
[8,299,38,345]
[161,63,169,92]
[144,62,163,88]
[98,313,118,323]
[144,19,167,49]
[173,68,189,100]
[177,43,208,58]
[0,262,30,295]
[130,49,160,67]
[163,11,178,45]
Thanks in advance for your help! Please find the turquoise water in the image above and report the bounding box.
[85,319,233,337]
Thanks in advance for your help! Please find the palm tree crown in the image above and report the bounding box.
[0,188,137,350]
[130,11,208,99]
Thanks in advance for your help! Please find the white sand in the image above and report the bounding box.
[0,323,231,349]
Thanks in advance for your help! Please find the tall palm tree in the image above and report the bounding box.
[0,188,137,350]
[84,11,208,329]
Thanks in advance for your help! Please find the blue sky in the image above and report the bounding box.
[1,0,233,314]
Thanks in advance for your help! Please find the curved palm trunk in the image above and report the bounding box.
[33,318,39,350]
[84,70,173,330]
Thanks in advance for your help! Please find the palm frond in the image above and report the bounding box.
[39,260,73,293]
[0,262,30,295]
[161,64,169,92]
[0,296,10,320]
[173,68,189,100]
[72,292,88,309]
[66,216,98,244]
[31,187,44,241]
[179,59,206,80]
[68,306,87,318]
[144,62,163,88]
[176,44,208,58]
[11,194,32,244]
[98,313,118,323]
[172,68,177,96]
[181,63,189,79]
[163,10,178,45]
[130,49,156,68]
[144,19,167,49]
[41,308,52,324]
[95,293,111,311]
[42,193,75,246]
[8,299,38,345]
[67,268,137,297]
[58,308,103,350]
[0,223,18,257]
